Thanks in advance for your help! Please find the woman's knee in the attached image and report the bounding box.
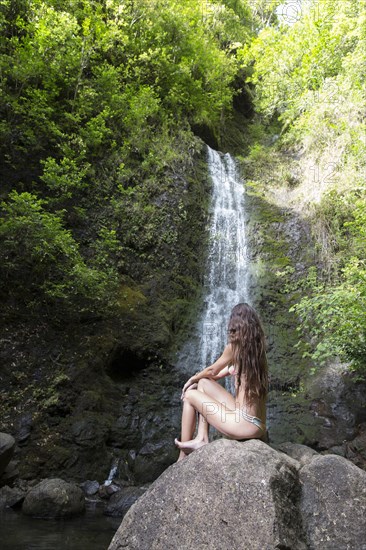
[197,377,211,391]
[183,389,198,404]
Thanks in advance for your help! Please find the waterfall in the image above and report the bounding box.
[104,457,119,485]
[178,146,250,374]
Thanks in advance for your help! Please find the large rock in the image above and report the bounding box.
[300,454,366,549]
[105,486,147,517]
[108,439,366,550]
[22,478,85,518]
[0,433,15,478]
[345,421,366,470]
[0,460,19,486]
[108,439,306,550]
[0,485,25,510]
[132,439,177,483]
[276,441,318,466]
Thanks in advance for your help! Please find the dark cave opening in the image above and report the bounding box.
[105,346,152,381]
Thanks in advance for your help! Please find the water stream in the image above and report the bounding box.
[178,146,250,375]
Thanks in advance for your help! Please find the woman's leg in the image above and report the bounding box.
[193,379,220,444]
[175,378,237,455]
[176,382,209,460]
[196,378,236,409]
[176,392,198,461]
[196,414,209,443]
[176,388,262,445]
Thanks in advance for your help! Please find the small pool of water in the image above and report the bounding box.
[0,502,120,550]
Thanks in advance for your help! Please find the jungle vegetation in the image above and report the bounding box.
[1,0,365,372]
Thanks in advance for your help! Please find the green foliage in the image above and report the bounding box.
[0,0,259,343]
[291,259,366,373]
[241,0,364,125]
[291,176,366,376]
[0,191,118,319]
[241,0,366,374]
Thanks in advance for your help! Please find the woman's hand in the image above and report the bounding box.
[181,378,198,400]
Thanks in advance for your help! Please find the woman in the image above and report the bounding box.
[175,303,268,461]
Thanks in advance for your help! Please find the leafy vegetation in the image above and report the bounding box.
[2,0,363,372]
[242,0,366,374]
[0,0,264,347]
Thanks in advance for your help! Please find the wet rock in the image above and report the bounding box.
[132,439,177,483]
[22,478,85,518]
[276,442,318,466]
[0,433,15,477]
[324,444,347,458]
[108,410,141,448]
[307,364,360,451]
[0,460,19,486]
[345,422,366,470]
[80,480,100,496]
[75,390,105,413]
[300,454,366,549]
[108,439,306,550]
[104,486,146,517]
[114,452,134,482]
[17,413,33,445]
[98,482,120,499]
[70,412,112,448]
[0,485,25,510]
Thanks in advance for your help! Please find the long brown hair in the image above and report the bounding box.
[228,303,268,404]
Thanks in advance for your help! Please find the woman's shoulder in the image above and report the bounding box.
[223,343,233,357]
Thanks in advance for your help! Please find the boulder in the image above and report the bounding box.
[104,486,147,517]
[345,421,366,470]
[0,485,25,510]
[0,433,15,477]
[79,479,100,496]
[98,482,120,499]
[0,460,19,486]
[132,439,177,483]
[16,413,33,445]
[22,478,85,518]
[276,442,318,466]
[300,454,366,549]
[70,412,112,448]
[108,439,306,550]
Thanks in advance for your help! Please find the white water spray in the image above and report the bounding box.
[178,146,250,373]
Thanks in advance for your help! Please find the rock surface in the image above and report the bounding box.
[22,478,85,518]
[108,439,306,550]
[108,439,366,550]
[79,479,100,496]
[0,433,15,478]
[276,441,318,466]
[300,454,366,550]
[105,486,147,517]
[0,485,25,510]
[345,421,366,470]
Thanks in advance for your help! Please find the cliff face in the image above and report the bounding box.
[108,439,366,550]
[0,145,210,483]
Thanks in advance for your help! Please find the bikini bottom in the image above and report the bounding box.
[236,408,266,434]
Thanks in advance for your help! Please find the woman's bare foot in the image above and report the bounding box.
[174,437,208,454]
[176,450,188,462]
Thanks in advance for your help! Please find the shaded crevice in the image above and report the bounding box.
[271,467,308,550]
[105,346,154,381]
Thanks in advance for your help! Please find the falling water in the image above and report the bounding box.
[104,457,119,485]
[178,146,249,373]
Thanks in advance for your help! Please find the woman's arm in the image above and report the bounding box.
[193,344,233,381]
[181,345,233,397]
[212,365,230,380]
